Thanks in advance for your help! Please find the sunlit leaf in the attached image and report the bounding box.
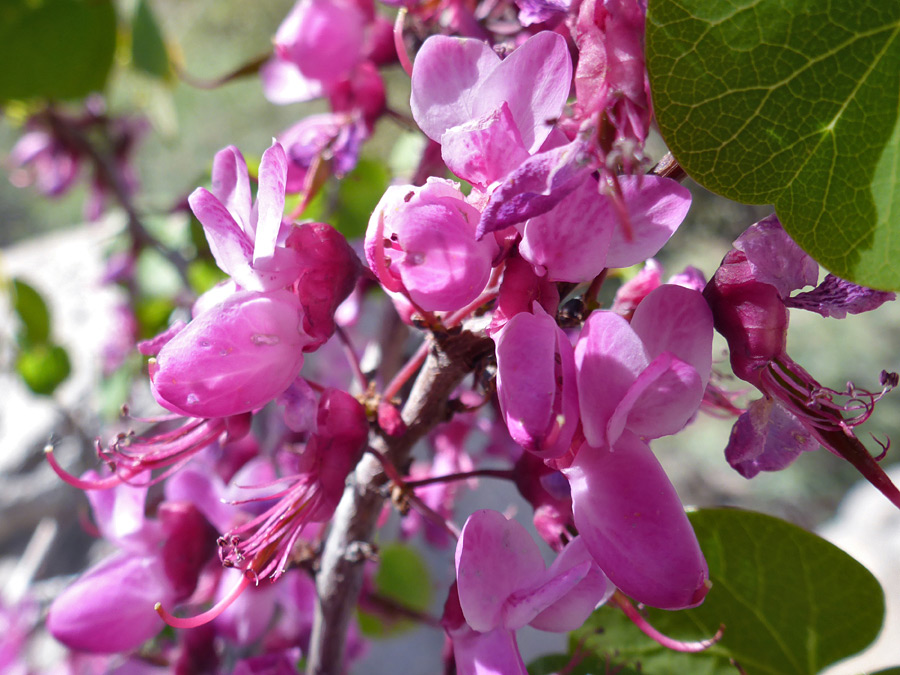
[571,508,884,674]
[647,0,900,289]
[16,343,71,396]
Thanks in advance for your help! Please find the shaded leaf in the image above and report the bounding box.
[647,0,900,290]
[358,543,431,637]
[11,279,50,347]
[16,343,71,396]
[334,158,391,239]
[0,0,116,102]
[572,508,883,674]
[131,0,170,80]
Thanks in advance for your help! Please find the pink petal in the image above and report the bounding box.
[564,434,709,610]
[474,31,572,153]
[151,290,310,418]
[189,187,256,286]
[440,101,529,187]
[519,174,615,282]
[630,284,714,389]
[607,352,703,445]
[455,510,546,632]
[253,142,288,267]
[260,58,324,105]
[410,36,501,143]
[504,561,590,630]
[211,146,252,231]
[575,312,648,448]
[604,175,691,269]
[732,214,818,296]
[48,554,174,653]
[529,537,614,632]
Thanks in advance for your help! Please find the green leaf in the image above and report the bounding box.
[871,669,900,675]
[573,508,883,674]
[16,343,71,396]
[131,0,170,80]
[0,0,116,102]
[334,158,391,239]
[135,296,175,340]
[11,279,50,347]
[358,543,431,637]
[647,0,900,290]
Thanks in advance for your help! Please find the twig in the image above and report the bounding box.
[307,325,493,674]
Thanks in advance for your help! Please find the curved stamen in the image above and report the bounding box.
[155,573,252,629]
[611,592,724,653]
[45,445,123,490]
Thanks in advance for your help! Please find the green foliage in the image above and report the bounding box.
[16,343,71,396]
[9,278,71,396]
[358,543,432,637]
[131,0,171,81]
[0,0,116,102]
[569,509,883,674]
[11,279,50,347]
[333,158,391,239]
[647,0,900,290]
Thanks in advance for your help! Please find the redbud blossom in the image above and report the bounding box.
[150,289,312,418]
[365,179,497,311]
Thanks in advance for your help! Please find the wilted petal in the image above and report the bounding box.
[455,510,546,632]
[785,274,895,318]
[564,434,709,610]
[725,397,819,478]
[732,214,819,296]
[604,175,691,269]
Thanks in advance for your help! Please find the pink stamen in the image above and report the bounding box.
[45,446,124,490]
[612,592,724,653]
[155,573,252,629]
[393,8,414,78]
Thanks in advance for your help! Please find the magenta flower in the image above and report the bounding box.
[279,112,367,193]
[447,509,613,671]
[149,289,313,418]
[494,304,578,459]
[705,216,900,505]
[189,142,303,292]
[365,178,497,312]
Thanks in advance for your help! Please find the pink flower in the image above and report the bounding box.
[189,142,303,292]
[149,289,313,418]
[365,178,497,312]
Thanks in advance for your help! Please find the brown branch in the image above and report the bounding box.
[306,324,493,674]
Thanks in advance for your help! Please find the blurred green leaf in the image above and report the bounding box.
[334,158,391,239]
[0,0,116,102]
[11,278,50,347]
[187,259,227,295]
[16,343,71,396]
[359,543,431,637]
[871,669,900,675]
[572,508,884,674]
[135,296,175,340]
[131,0,170,80]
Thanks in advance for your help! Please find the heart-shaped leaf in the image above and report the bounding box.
[647,0,900,290]
[569,508,884,674]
